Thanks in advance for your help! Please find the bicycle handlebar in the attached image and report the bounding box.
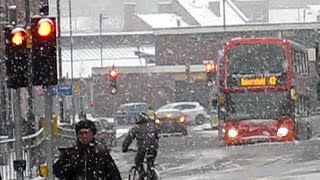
[127,148,138,153]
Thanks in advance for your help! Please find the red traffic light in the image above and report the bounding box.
[206,63,216,72]
[36,18,55,38]
[10,28,28,46]
[109,69,119,79]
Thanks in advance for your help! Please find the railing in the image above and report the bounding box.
[0,125,76,179]
[0,128,46,179]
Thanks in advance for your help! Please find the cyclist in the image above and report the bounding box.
[122,112,160,180]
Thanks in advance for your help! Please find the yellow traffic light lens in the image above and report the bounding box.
[38,21,52,37]
[12,32,25,46]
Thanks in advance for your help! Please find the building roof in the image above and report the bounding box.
[176,0,248,26]
[269,0,320,9]
[137,13,189,28]
[61,46,155,78]
[177,0,221,26]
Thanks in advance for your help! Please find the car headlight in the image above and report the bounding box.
[227,128,238,138]
[179,116,186,123]
[277,127,289,137]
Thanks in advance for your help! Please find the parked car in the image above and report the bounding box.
[114,102,152,125]
[92,118,117,148]
[156,102,208,125]
[155,109,188,136]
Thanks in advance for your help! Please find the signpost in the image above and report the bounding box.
[52,84,73,96]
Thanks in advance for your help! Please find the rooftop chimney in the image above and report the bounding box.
[123,2,136,30]
[158,1,173,13]
[209,1,221,17]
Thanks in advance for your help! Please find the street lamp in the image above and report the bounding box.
[99,13,108,67]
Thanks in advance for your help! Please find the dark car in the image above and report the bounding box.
[114,102,152,125]
[155,109,187,136]
[92,118,117,147]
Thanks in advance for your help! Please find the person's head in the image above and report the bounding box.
[75,120,97,145]
[136,112,150,124]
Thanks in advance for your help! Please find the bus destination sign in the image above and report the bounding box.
[240,76,277,87]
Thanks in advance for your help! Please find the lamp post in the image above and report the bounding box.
[99,13,108,67]
[69,0,75,124]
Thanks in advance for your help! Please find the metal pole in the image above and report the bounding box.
[13,89,23,179]
[44,86,53,179]
[223,0,226,29]
[100,13,103,67]
[69,0,75,124]
[25,0,35,135]
[8,5,16,25]
[57,0,64,122]
[24,0,30,25]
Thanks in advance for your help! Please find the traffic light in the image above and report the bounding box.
[4,26,29,89]
[31,16,57,86]
[108,67,119,94]
[206,63,216,87]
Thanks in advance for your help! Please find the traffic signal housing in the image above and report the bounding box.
[108,67,119,94]
[206,63,216,87]
[31,16,57,86]
[4,26,29,89]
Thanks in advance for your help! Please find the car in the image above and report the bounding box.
[156,102,208,125]
[91,118,117,148]
[114,102,152,125]
[155,109,187,136]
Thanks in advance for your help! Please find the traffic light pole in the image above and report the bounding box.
[13,89,23,179]
[44,85,54,179]
[57,0,65,123]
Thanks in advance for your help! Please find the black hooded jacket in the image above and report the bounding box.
[122,120,160,152]
[53,140,122,180]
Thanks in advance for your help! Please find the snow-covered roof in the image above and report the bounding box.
[59,16,124,34]
[176,0,248,26]
[269,0,320,9]
[61,46,155,78]
[177,0,220,26]
[137,13,189,28]
[225,0,249,22]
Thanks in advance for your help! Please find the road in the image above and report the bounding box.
[110,124,320,180]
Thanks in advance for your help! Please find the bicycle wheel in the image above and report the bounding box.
[150,167,162,180]
[128,166,140,180]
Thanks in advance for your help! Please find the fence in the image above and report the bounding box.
[0,125,76,180]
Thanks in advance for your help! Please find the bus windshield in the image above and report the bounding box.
[224,91,292,120]
[227,44,287,75]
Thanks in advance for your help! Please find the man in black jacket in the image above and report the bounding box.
[122,113,160,179]
[53,119,122,180]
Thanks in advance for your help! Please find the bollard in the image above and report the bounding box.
[39,163,48,177]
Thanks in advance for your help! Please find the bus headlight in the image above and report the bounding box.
[277,127,289,137]
[227,128,238,138]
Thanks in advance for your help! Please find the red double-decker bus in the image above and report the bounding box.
[219,37,318,146]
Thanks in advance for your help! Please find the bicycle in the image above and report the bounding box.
[127,148,162,180]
